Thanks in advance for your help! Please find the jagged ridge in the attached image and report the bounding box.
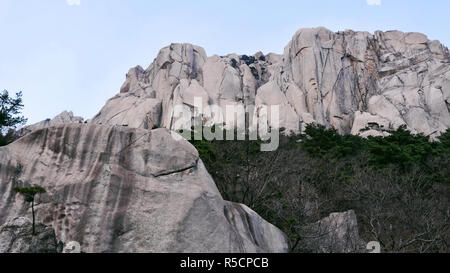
[90,27,450,138]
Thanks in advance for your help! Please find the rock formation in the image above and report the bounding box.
[0,217,58,253]
[0,124,287,253]
[92,27,450,138]
[300,210,365,253]
[3,27,450,253]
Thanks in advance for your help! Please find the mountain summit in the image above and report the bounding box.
[90,27,450,138]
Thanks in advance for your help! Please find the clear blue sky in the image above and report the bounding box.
[1,0,450,124]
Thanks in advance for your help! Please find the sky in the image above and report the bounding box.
[1,0,450,125]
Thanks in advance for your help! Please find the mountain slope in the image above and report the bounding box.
[0,124,288,253]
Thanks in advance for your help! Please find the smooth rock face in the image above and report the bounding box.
[0,217,57,253]
[92,27,450,137]
[91,93,162,129]
[223,201,288,253]
[0,124,287,253]
[301,210,365,253]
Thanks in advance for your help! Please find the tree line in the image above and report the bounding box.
[188,125,450,253]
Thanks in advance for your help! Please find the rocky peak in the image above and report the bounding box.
[90,27,450,138]
[17,27,450,139]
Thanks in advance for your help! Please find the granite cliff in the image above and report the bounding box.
[91,27,450,138]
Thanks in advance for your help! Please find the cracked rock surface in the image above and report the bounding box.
[0,217,58,253]
[91,27,450,137]
[0,124,287,253]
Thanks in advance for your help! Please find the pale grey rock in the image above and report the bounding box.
[94,43,208,131]
[62,241,81,253]
[93,27,450,138]
[301,210,365,253]
[92,46,280,132]
[223,202,288,253]
[178,79,209,108]
[255,81,300,132]
[0,124,287,253]
[278,27,450,136]
[203,55,227,105]
[285,83,308,116]
[0,217,57,253]
[18,111,84,137]
[368,95,406,130]
[148,43,208,129]
[120,66,149,94]
[424,85,450,128]
[91,93,162,129]
[404,108,441,137]
[351,111,391,137]
[405,32,428,45]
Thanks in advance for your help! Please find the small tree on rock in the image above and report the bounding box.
[14,186,46,235]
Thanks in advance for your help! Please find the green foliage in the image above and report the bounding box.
[13,185,46,236]
[0,90,27,146]
[0,129,18,147]
[188,123,449,252]
[14,186,46,202]
[14,186,46,195]
[436,129,450,155]
[300,124,449,172]
[300,124,366,159]
[366,126,435,169]
[191,139,216,165]
[0,90,27,131]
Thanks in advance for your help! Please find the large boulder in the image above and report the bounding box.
[0,124,287,253]
[351,111,391,137]
[301,210,365,253]
[0,217,58,253]
[224,202,288,253]
[91,93,162,130]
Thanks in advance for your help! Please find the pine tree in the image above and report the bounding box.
[13,186,46,235]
